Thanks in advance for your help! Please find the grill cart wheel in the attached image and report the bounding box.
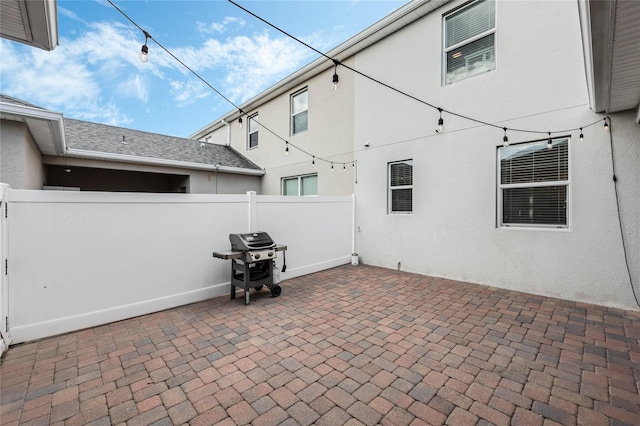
[254,285,264,291]
[271,285,282,297]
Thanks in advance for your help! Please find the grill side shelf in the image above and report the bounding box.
[212,244,287,260]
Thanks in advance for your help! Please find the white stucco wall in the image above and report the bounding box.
[0,120,45,190]
[207,60,356,196]
[353,0,640,310]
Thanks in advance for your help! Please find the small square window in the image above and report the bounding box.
[291,89,308,135]
[444,0,496,84]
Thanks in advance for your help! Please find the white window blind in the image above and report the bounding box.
[444,0,496,84]
[389,160,413,214]
[498,139,570,228]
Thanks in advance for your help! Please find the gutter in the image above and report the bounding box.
[190,0,451,139]
[65,148,265,176]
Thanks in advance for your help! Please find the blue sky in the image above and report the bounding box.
[1,0,407,137]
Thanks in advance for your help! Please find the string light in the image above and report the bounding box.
[343,163,346,171]
[331,162,334,171]
[503,127,509,147]
[139,30,150,62]
[579,128,584,142]
[285,141,289,156]
[312,156,315,167]
[547,132,553,150]
[604,118,609,131]
[238,116,243,128]
[437,108,444,133]
[332,60,340,92]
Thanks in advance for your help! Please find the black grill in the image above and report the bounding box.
[213,232,287,305]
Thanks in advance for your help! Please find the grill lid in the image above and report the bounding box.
[230,232,275,251]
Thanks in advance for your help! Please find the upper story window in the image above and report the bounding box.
[282,174,317,196]
[444,0,496,85]
[498,138,570,229]
[291,88,308,135]
[248,113,259,149]
[388,160,413,214]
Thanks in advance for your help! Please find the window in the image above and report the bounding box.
[291,88,308,134]
[388,160,413,214]
[248,113,259,149]
[444,0,495,84]
[282,174,317,196]
[498,138,570,228]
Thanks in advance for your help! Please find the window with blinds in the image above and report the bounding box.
[282,174,317,196]
[291,88,308,135]
[388,160,413,214]
[498,139,570,228]
[248,113,259,149]
[444,0,495,84]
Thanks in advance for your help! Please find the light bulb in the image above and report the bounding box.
[332,73,339,92]
[503,128,509,147]
[579,128,584,142]
[238,116,243,128]
[547,133,553,150]
[604,119,609,131]
[139,44,148,62]
[331,163,334,171]
[285,142,289,156]
[312,157,315,167]
[437,108,444,133]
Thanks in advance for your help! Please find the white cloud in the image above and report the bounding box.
[196,17,246,35]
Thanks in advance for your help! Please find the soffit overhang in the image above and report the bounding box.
[580,0,640,121]
[0,0,58,51]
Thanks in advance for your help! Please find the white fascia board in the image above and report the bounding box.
[577,0,597,112]
[189,0,451,139]
[65,148,266,176]
[0,100,66,154]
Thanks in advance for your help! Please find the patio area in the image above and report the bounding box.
[1,265,639,426]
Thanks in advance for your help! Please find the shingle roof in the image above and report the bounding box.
[0,93,48,110]
[64,118,261,171]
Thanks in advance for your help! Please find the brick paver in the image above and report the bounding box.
[1,265,639,425]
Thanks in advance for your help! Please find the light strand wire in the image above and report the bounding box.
[227,0,606,136]
[106,0,350,167]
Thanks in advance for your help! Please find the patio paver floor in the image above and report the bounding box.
[1,264,639,425]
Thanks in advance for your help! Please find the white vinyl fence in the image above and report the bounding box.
[0,189,353,344]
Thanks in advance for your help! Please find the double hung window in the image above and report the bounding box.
[248,113,259,149]
[498,138,570,228]
[291,88,308,134]
[388,160,413,214]
[282,174,317,196]
[444,0,496,84]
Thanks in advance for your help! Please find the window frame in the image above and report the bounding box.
[442,0,496,85]
[388,160,413,215]
[247,113,259,150]
[282,173,318,196]
[497,137,571,230]
[291,88,309,135]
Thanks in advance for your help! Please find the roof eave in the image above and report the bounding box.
[65,148,266,176]
[0,99,66,154]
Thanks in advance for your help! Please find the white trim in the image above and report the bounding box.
[0,100,66,154]
[65,148,265,176]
